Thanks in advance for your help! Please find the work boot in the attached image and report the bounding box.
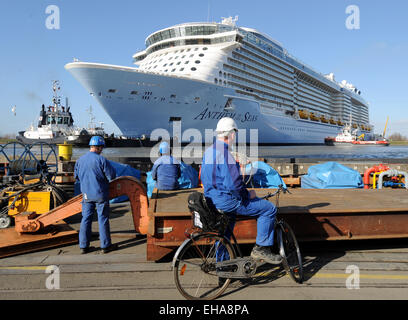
[80,247,90,254]
[101,243,118,254]
[250,244,282,265]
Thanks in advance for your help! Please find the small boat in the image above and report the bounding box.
[298,109,309,119]
[16,81,151,147]
[325,124,389,146]
[351,140,389,146]
[309,112,319,122]
[320,115,329,123]
[329,118,337,125]
[17,81,87,145]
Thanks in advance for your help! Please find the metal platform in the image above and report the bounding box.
[146,188,408,261]
[0,221,78,259]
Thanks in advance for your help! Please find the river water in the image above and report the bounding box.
[71,145,408,161]
[2,143,408,163]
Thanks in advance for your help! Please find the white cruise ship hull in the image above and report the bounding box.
[66,62,342,145]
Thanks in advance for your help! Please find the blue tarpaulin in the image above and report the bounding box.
[146,162,198,198]
[74,160,141,203]
[244,161,286,189]
[301,162,363,189]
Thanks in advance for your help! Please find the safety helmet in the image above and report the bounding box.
[89,136,105,147]
[215,117,238,133]
[159,141,170,154]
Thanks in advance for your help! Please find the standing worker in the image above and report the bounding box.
[151,141,181,190]
[74,136,117,254]
[201,117,282,264]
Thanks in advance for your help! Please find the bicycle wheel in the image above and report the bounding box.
[277,220,303,283]
[173,233,236,300]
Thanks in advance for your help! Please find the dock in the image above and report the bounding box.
[1,201,408,301]
[2,153,408,301]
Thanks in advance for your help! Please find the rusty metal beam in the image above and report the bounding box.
[146,188,408,261]
[0,221,78,259]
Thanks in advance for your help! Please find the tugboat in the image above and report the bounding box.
[16,81,152,147]
[16,80,88,145]
[325,123,389,146]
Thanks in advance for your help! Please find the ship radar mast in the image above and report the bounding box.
[221,16,239,26]
[51,80,62,113]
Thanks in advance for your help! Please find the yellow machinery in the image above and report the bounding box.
[7,191,51,216]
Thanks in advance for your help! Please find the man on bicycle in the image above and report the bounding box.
[200,117,282,264]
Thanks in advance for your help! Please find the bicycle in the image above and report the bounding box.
[172,185,303,300]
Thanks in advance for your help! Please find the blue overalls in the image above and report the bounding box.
[74,152,116,249]
[201,140,277,249]
[151,155,181,190]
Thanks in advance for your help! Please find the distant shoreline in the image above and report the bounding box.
[389,141,408,145]
[0,138,17,144]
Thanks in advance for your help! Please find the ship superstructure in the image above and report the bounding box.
[65,17,371,144]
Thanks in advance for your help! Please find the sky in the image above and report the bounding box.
[0,0,407,138]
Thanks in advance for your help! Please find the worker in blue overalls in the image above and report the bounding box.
[151,141,181,190]
[201,117,282,264]
[74,136,117,254]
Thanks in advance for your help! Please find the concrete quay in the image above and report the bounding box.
[1,201,408,301]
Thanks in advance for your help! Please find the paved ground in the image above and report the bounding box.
[1,201,408,301]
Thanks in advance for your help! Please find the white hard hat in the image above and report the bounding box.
[215,117,238,133]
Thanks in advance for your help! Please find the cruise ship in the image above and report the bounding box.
[65,17,372,145]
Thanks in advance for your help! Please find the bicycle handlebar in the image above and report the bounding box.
[260,184,291,200]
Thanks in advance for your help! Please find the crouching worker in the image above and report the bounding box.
[200,117,282,264]
[151,141,181,190]
[74,136,117,254]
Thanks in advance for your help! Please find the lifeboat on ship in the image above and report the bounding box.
[309,112,319,122]
[298,109,309,119]
[320,115,329,123]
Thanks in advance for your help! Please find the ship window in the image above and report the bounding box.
[191,67,197,71]
[187,48,191,52]
[171,68,176,72]
[180,49,185,52]
[63,117,69,125]
[170,94,176,98]
[163,63,167,67]
[181,55,186,58]
[203,47,208,50]
[58,116,63,124]
[169,63,174,66]
[185,61,189,64]
[219,71,222,76]
[180,68,184,71]
[194,97,200,101]
[195,60,200,64]
[164,69,168,72]
[176,62,181,65]
[214,78,218,84]
[130,91,138,95]
[194,48,199,51]
[190,54,194,57]
[199,53,204,57]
